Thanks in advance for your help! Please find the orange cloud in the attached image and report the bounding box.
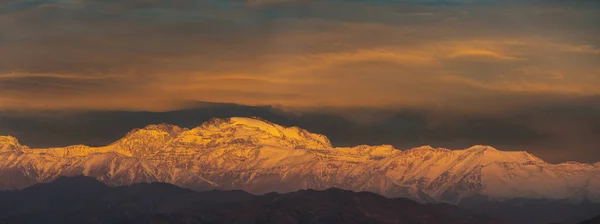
[447,50,525,61]
[0,0,599,112]
[437,74,600,95]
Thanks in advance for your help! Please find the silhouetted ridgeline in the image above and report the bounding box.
[0,176,505,224]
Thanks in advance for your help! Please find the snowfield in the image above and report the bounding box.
[1,117,599,203]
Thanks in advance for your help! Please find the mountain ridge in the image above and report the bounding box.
[1,116,599,206]
[0,176,508,224]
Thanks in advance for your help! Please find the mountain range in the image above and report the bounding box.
[1,117,600,223]
[0,176,509,224]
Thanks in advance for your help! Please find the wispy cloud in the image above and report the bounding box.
[0,0,598,111]
[447,49,525,61]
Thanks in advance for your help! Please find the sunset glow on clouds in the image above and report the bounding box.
[1,0,599,111]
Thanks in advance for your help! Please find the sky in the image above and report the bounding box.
[0,0,599,163]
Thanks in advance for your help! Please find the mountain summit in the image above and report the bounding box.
[1,117,599,204]
[0,136,26,153]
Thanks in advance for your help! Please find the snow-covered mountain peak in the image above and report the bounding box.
[449,145,544,165]
[229,117,288,137]
[109,124,184,157]
[413,145,435,150]
[122,123,186,140]
[190,116,332,149]
[0,136,25,153]
[139,123,187,137]
[1,117,599,204]
[0,136,19,144]
[466,145,498,152]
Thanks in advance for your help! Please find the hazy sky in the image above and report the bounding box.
[1,0,599,162]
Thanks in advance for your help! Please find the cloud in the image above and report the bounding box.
[447,49,525,61]
[245,0,301,6]
[303,48,435,66]
[0,0,598,112]
[437,74,600,95]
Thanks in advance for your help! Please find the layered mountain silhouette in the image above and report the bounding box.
[1,117,600,223]
[0,176,507,224]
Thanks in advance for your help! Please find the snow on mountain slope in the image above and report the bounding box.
[0,117,599,204]
[0,136,25,153]
[378,145,600,203]
[0,147,216,191]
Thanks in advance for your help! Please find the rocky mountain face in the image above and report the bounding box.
[0,176,507,224]
[1,117,600,206]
